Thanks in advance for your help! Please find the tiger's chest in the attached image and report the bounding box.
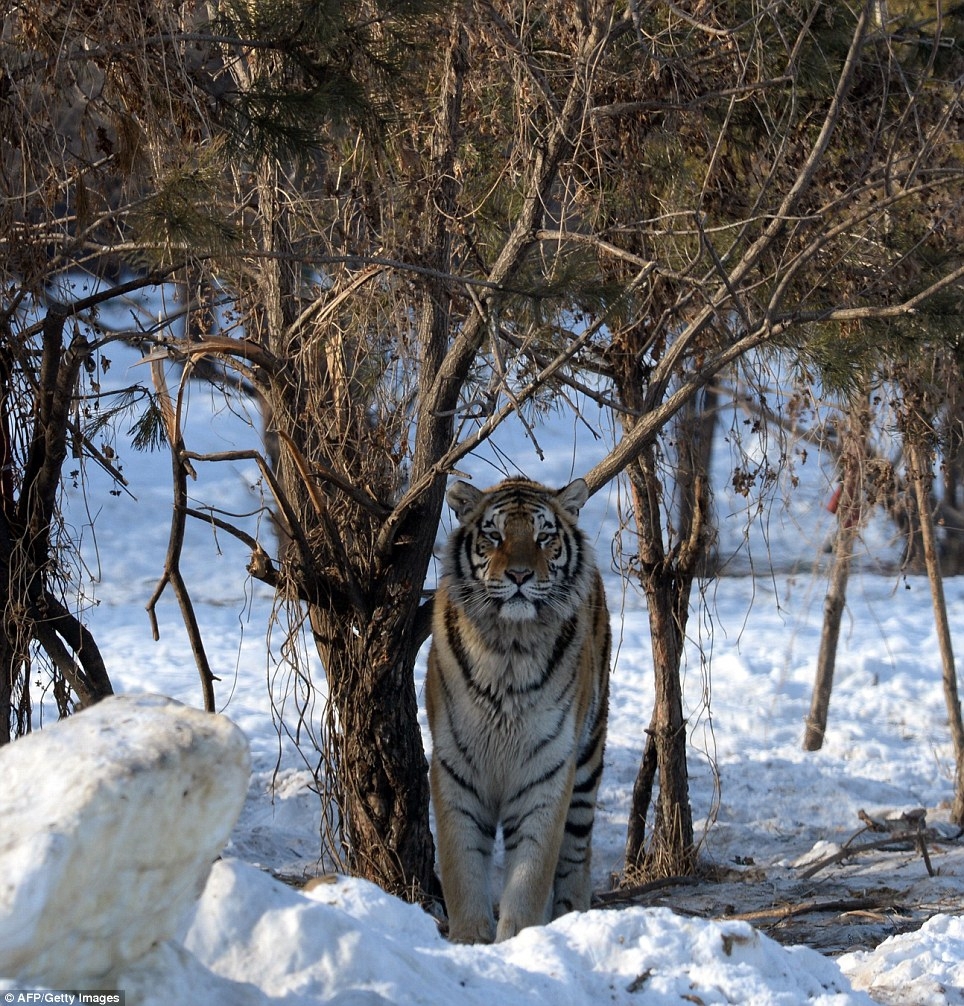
[452,639,582,786]
[442,604,585,731]
[467,645,561,725]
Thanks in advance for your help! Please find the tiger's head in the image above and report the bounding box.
[443,477,591,622]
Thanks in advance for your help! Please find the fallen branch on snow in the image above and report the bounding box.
[725,895,900,925]
[799,808,962,880]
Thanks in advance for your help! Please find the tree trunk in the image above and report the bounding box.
[621,387,715,879]
[908,440,964,823]
[242,22,470,902]
[310,563,441,901]
[625,560,697,877]
[0,308,113,742]
[234,54,441,897]
[803,400,867,751]
[625,725,658,863]
[0,539,24,744]
[261,336,444,900]
[938,378,964,575]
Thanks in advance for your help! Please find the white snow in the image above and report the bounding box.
[179,858,870,1005]
[4,343,964,1003]
[841,914,964,1006]
[0,694,249,989]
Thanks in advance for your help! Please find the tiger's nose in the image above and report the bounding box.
[505,568,533,585]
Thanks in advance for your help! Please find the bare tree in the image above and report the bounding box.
[619,388,715,879]
[566,0,962,877]
[900,376,964,822]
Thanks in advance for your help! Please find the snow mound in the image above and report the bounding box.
[181,858,876,1005]
[839,912,964,1006]
[0,694,250,989]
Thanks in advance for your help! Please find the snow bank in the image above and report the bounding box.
[181,858,876,1005]
[0,694,249,989]
[839,913,964,1006]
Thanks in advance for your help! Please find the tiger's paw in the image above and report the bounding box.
[447,914,496,944]
[494,911,538,943]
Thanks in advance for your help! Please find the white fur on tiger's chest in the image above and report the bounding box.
[454,613,583,718]
[470,648,575,716]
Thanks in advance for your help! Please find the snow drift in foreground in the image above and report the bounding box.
[0,694,883,1006]
[184,858,871,1006]
[3,836,963,1006]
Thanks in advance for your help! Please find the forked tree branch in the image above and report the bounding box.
[145,360,217,711]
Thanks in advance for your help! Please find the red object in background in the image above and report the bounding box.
[827,484,843,514]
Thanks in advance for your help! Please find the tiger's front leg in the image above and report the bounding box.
[431,759,498,944]
[495,766,574,942]
[551,723,605,919]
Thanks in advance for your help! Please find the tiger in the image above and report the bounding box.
[426,476,611,944]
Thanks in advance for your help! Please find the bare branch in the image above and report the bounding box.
[145,361,217,710]
[534,229,656,271]
[590,77,795,117]
[779,262,964,325]
[381,262,651,555]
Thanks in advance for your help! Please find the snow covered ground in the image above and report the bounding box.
[21,345,964,1003]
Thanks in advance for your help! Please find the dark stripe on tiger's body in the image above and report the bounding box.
[506,614,580,696]
[572,760,604,794]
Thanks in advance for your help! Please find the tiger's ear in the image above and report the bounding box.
[556,478,589,518]
[446,480,484,523]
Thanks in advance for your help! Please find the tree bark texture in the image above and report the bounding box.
[308,551,441,901]
[908,440,964,824]
[627,559,697,878]
[804,400,868,751]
